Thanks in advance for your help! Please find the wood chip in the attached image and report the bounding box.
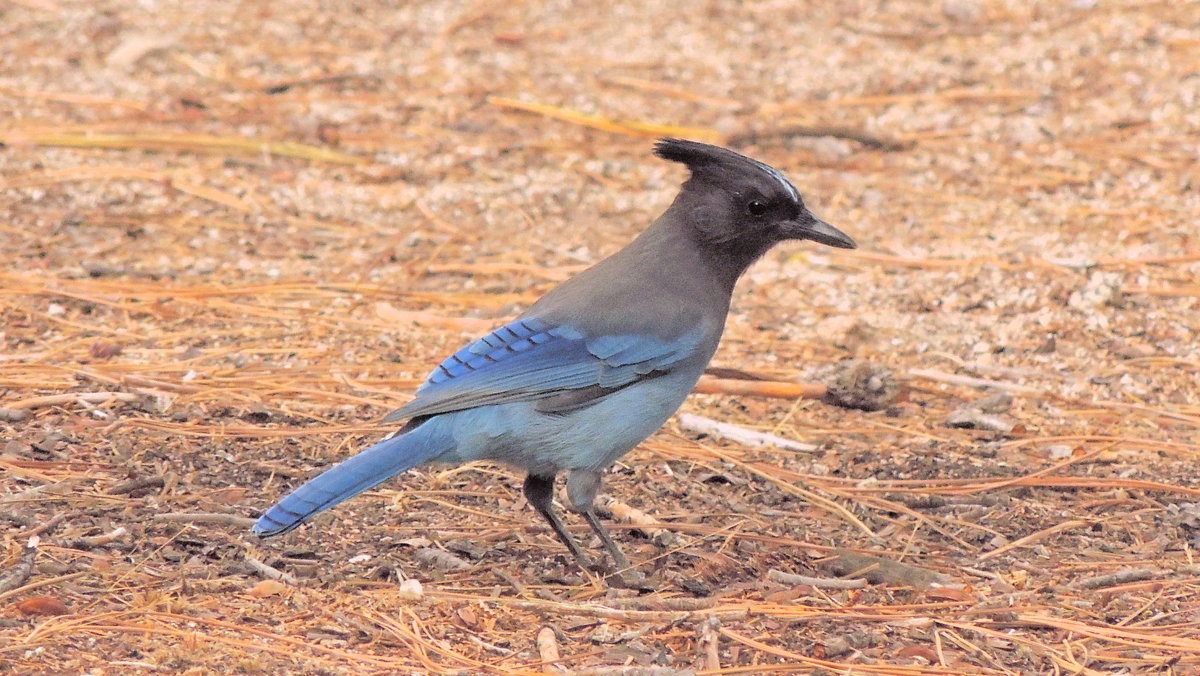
[677,413,815,452]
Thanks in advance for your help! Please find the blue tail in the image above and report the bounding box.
[252,423,450,537]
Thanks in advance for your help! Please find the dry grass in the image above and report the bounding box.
[2,0,1199,673]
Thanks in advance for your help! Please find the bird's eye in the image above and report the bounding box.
[747,200,767,216]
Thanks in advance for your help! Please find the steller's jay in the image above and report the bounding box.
[252,139,856,581]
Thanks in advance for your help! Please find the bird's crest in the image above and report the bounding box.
[653,138,800,203]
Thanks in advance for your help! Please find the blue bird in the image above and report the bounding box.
[252,139,856,580]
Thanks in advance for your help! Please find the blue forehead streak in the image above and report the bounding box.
[753,160,800,203]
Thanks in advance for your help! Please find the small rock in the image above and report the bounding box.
[0,409,30,423]
[942,0,983,22]
[415,547,471,571]
[945,407,1015,433]
[1044,445,1074,460]
[974,391,1013,413]
[396,578,424,601]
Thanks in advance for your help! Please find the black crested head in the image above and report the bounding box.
[654,138,855,259]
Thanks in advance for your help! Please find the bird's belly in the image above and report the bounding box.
[430,368,701,476]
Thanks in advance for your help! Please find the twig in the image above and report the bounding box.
[244,555,299,585]
[108,476,165,495]
[600,597,716,611]
[692,376,825,400]
[959,566,1006,582]
[596,495,678,546]
[62,526,129,550]
[536,626,563,672]
[0,480,76,505]
[883,494,1005,509]
[909,368,1041,395]
[152,512,257,528]
[4,391,141,411]
[18,512,68,537]
[677,413,816,452]
[767,568,868,589]
[494,568,526,595]
[1069,567,1161,590]
[0,537,40,594]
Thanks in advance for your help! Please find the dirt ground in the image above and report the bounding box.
[3,1,1200,673]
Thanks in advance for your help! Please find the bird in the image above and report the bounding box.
[252,138,856,582]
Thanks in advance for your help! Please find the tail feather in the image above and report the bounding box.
[252,424,449,537]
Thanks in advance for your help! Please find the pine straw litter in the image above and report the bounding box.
[2,0,1200,673]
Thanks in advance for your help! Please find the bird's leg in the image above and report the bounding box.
[581,509,633,572]
[567,470,647,588]
[522,474,596,572]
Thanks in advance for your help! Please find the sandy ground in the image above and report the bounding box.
[2,0,1200,673]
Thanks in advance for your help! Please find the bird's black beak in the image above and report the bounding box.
[784,214,856,249]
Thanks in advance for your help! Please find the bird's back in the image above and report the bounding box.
[522,213,733,360]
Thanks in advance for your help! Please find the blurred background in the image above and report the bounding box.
[3,1,1199,673]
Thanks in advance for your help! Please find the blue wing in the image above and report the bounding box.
[382,317,702,422]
